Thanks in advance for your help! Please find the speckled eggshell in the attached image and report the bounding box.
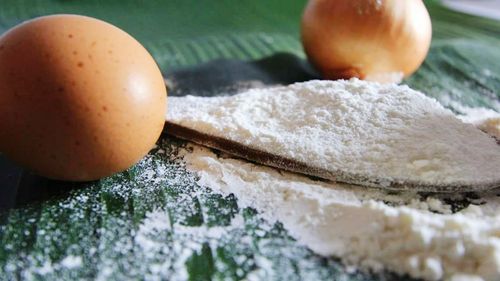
[0,15,167,181]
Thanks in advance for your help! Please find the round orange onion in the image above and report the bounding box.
[301,0,432,83]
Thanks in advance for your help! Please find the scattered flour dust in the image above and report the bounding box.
[60,255,83,269]
[130,208,247,281]
[181,144,500,281]
[168,79,500,191]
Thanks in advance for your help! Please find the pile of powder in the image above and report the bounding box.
[167,79,500,191]
[181,144,500,281]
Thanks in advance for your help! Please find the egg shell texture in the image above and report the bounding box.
[0,15,167,181]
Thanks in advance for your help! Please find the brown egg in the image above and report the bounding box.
[0,15,167,181]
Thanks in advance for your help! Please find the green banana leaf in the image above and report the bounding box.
[1,1,499,280]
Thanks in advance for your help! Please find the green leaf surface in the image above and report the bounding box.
[1,0,499,280]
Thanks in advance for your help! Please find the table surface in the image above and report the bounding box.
[1,1,500,280]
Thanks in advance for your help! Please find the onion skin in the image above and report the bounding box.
[301,0,432,82]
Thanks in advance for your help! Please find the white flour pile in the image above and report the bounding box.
[181,144,500,281]
[168,79,500,191]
